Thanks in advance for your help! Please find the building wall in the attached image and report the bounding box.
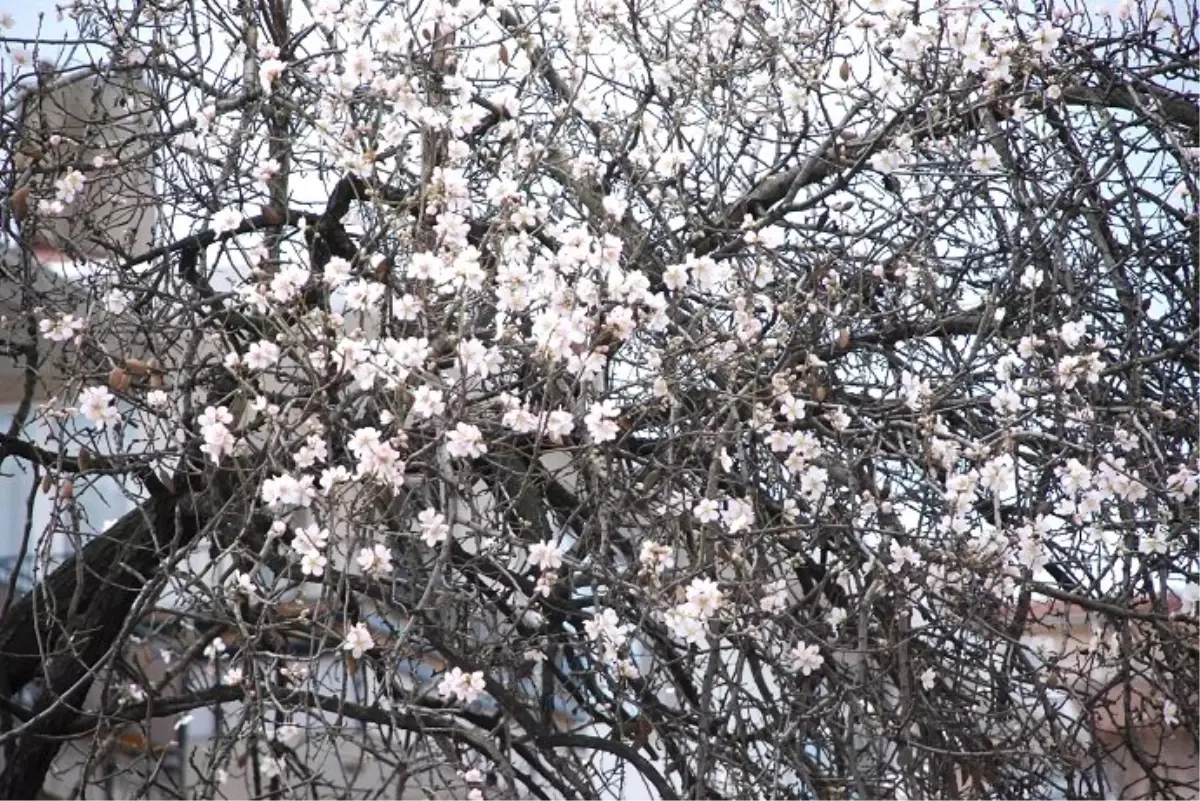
[1017,597,1199,800]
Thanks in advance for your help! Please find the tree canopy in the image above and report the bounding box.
[0,0,1196,797]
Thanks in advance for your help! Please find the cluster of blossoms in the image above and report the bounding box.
[78,385,120,430]
[356,542,393,578]
[583,607,639,677]
[291,523,330,577]
[694,495,757,534]
[41,313,86,343]
[35,168,87,216]
[1053,454,1150,526]
[346,426,406,488]
[319,333,431,392]
[526,539,565,597]
[445,422,487,459]
[498,394,575,443]
[18,0,1192,793]
[260,473,317,510]
[342,621,375,659]
[438,666,487,704]
[663,578,726,646]
[788,642,824,676]
[417,508,450,547]
[197,405,236,463]
[202,637,244,685]
[638,541,675,578]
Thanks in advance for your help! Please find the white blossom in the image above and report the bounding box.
[211,208,244,235]
[418,508,450,547]
[446,423,487,458]
[788,642,824,675]
[342,622,375,658]
[79,386,121,429]
[438,667,487,704]
[528,540,564,572]
[357,544,394,577]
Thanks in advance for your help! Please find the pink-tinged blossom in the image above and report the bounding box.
[210,208,244,235]
[779,394,806,421]
[662,262,689,292]
[527,540,564,572]
[969,145,1000,173]
[323,256,352,287]
[1029,22,1063,57]
[418,508,450,547]
[376,17,410,53]
[342,623,375,658]
[320,466,351,493]
[585,400,621,443]
[458,338,504,377]
[54,169,86,203]
[255,158,281,185]
[721,497,755,533]
[543,410,575,443]
[410,252,443,281]
[260,58,285,93]
[438,667,486,704]
[292,524,329,557]
[788,642,824,675]
[260,474,316,509]
[245,340,280,371]
[639,541,674,575]
[584,608,630,654]
[685,578,725,618]
[1166,464,1199,501]
[1058,320,1087,349]
[357,544,393,577]
[395,293,422,320]
[300,550,327,576]
[446,423,486,459]
[499,402,537,434]
[343,279,385,312]
[199,420,236,463]
[79,386,121,429]
[41,313,86,343]
[269,264,311,304]
[294,433,328,470]
[664,605,709,646]
[693,498,720,524]
[888,540,922,573]
[411,385,446,419]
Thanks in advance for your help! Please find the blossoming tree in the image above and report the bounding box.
[0,0,1196,797]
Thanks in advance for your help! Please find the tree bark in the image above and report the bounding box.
[0,494,190,798]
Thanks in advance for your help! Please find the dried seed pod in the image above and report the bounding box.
[260,205,284,226]
[837,327,851,350]
[125,358,153,376]
[59,479,74,499]
[77,447,93,472]
[839,60,851,82]
[374,257,392,281]
[109,366,131,392]
[10,186,29,222]
[17,145,44,165]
